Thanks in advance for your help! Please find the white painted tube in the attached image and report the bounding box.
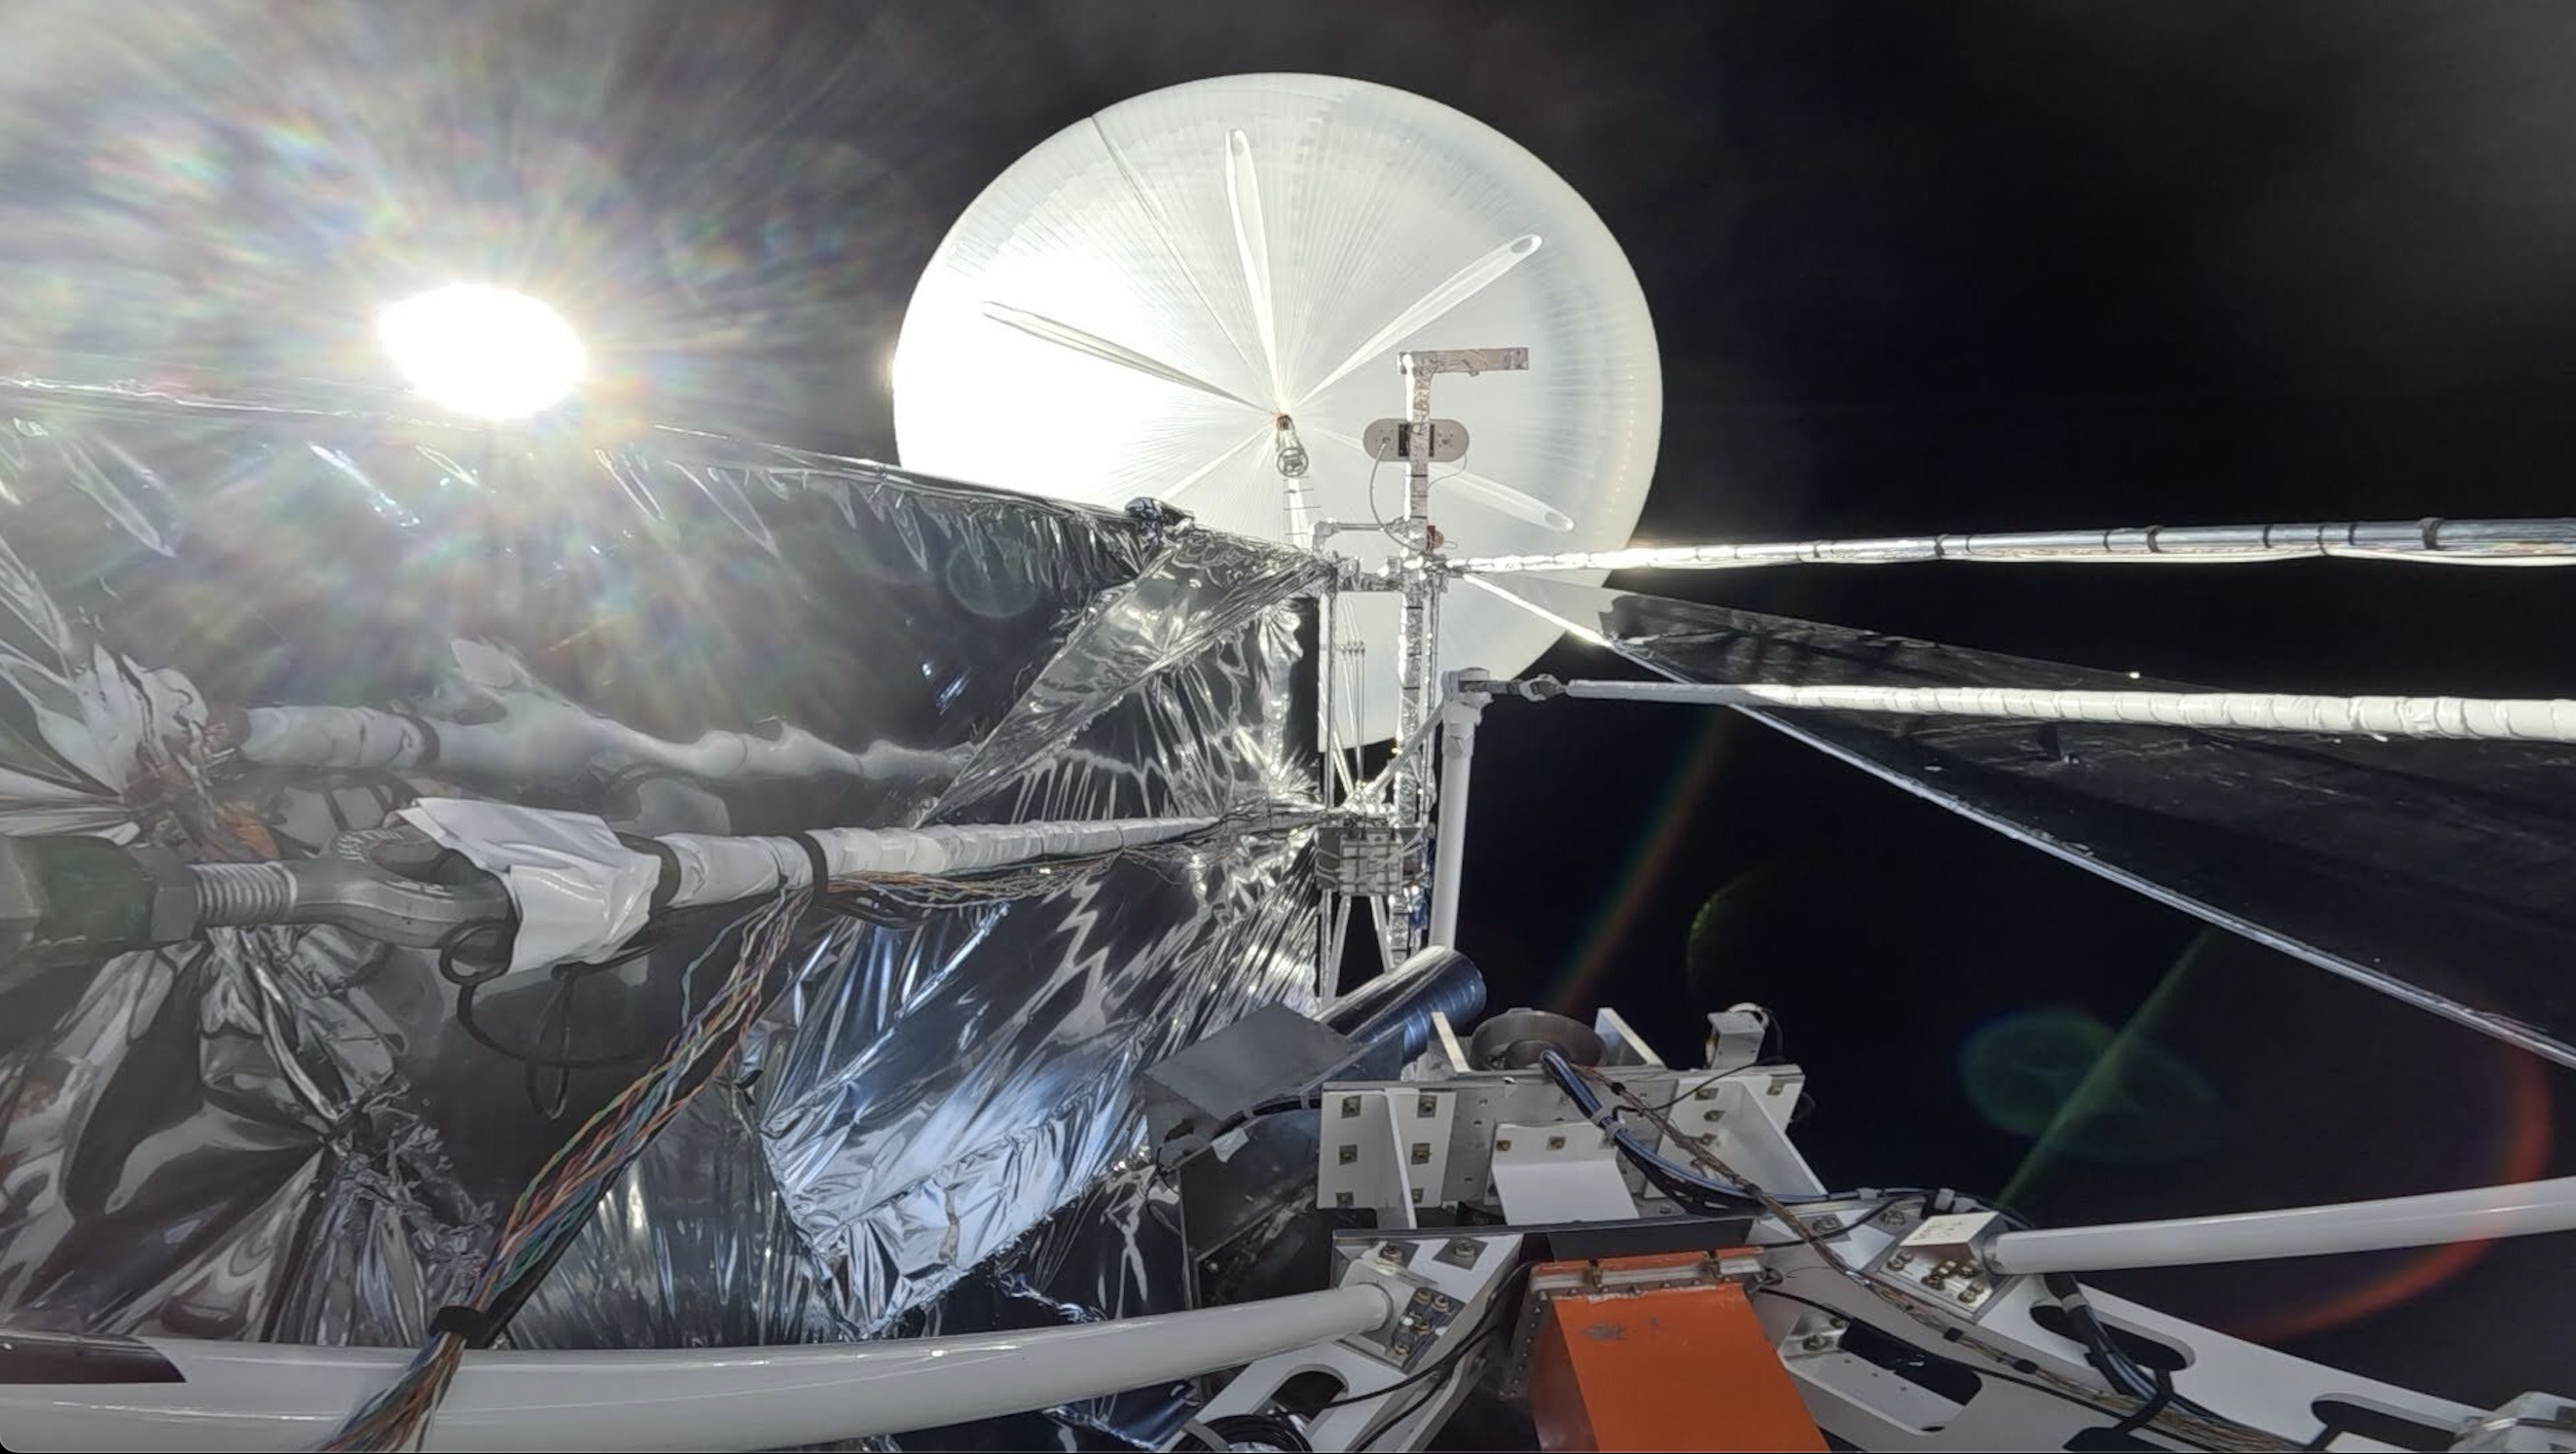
[1986,1176,2576,1275]
[0,1286,1394,1454]
[1449,516,2576,575]
[1554,678,2576,745]
[1427,687,1485,949]
[657,817,1219,906]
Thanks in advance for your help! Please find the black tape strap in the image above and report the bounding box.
[394,711,443,768]
[619,834,683,914]
[430,1303,496,1346]
[794,832,834,895]
[2114,1369,2177,1436]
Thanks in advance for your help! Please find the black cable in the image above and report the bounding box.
[448,931,671,1076]
[471,902,798,1348]
[435,921,514,986]
[1544,1051,1772,1213]
[1757,1289,2161,1429]
[1178,1413,1313,1452]
[2115,1369,2180,1438]
[1316,1321,1505,1413]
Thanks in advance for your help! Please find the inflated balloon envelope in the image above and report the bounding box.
[894,72,1665,745]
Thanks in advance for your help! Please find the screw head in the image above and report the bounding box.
[1340,1096,1361,1117]
[1496,1138,1513,1152]
[1546,1134,1567,1151]
[1799,1334,1828,1352]
[1811,1215,1841,1233]
[1887,1253,1913,1271]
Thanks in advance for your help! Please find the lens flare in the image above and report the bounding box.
[379,284,586,420]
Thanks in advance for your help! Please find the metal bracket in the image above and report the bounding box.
[1362,418,1470,463]
[1317,819,1411,895]
[1402,347,1531,379]
[191,825,516,951]
[1878,1210,2009,1319]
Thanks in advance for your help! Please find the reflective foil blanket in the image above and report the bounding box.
[0,382,1324,1384]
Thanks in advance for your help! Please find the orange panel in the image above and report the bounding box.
[1525,1254,1824,1453]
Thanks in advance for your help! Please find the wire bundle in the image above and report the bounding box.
[323,889,812,1453]
[1574,1063,2296,1453]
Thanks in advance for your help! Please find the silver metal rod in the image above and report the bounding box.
[1542,678,2576,745]
[1450,517,2576,575]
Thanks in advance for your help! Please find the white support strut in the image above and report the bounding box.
[0,1286,1396,1454]
[1450,516,2576,575]
[657,816,1218,906]
[399,801,1224,976]
[1426,670,1488,949]
[1987,1175,2576,1275]
[1547,678,2576,745]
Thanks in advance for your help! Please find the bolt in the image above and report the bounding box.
[1497,1138,1513,1152]
[1335,1191,1354,1208]
[1694,1131,1717,1144]
[1338,1145,1358,1165]
[1965,1280,1988,1298]
[1799,1334,1829,1352]
[1417,1095,1437,1117]
[1956,1286,1980,1304]
[1887,1253,1913,1271]
[1412,1186,1426,1204]
[1811,1215,1841,1233]
[1546,1134,1567,1151]
[1340,1096,1361,1117]
[1410,1142,1432,1165]
[1828,1317,1847,1330]
[1694,1085,1719,1101]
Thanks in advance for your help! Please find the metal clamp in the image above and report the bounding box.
[192,824,515,949]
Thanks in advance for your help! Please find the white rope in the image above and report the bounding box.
[1554,679,2576,745]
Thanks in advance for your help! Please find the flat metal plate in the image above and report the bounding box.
[1361,418,1470,462]
[1316,1086,1457,1218]
[1490,1121,1636,1222]
[1143,1005,1365,1162]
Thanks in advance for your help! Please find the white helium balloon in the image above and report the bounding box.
[894,73,1661,743]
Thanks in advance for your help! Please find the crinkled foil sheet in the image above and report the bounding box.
[0,381,1324,1445]
[1483,572,2576,1070]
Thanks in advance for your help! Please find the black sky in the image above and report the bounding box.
[8,0,2576,1408]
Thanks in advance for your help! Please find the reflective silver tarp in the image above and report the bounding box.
[1480,572,2576,1070]
[0,382,1323,1447]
